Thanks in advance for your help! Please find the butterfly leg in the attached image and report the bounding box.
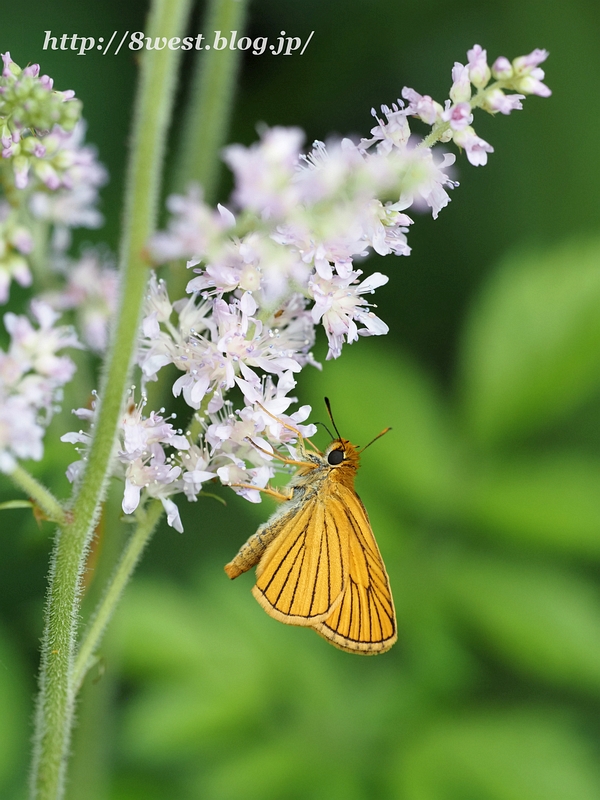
[245,437,315,469]
[254,402,321,454]
[228,482,294,502]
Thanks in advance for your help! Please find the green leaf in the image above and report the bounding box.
[459,237,600,446]
[115,575,332,760]
[443,552,600,693]
[112,579,216,677]
[199,738,365,800]
[462,452,600,557]
[115,571,408,788]
[398,709,600,800]
[0,500,33,511]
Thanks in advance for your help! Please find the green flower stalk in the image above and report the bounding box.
[28,0,193,796]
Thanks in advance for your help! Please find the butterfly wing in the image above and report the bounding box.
[252,492,348,626]
[311,485,397,654]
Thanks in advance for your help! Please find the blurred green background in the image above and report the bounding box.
[3,1,600,798]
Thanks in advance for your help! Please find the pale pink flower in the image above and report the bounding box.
[309,271,389,359]
[0,395,44,471]
[149,185,235,263]
[401,88,442,125]
[492,56,513,80]
[361,103,411,154]
[442,101,473,131]
[180,444,216,500]
[0,304,78,469]
[449,62,472,104]
[452,127,494,166]
[397,149,456,219]
[224,126,305,219]
[42,249,118,352]
[467,45,491,88]
[484,89,524,115]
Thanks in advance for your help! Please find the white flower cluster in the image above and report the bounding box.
[149,45,550,368]
[42,248,119,353]
[151,128,423,363]
[27,121,107,233]
[61,44,551,530]
[140,273,318,407]
[63,383,316,531]
[0,301,79,472]
[0,200,33,303]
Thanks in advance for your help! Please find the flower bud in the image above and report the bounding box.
[492,57,513,80]
[449,63,472,104]
[467,45,491,89]
[513,48,548,75]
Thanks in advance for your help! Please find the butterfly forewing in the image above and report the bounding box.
[252,494,347,624]
[312,485,397,654]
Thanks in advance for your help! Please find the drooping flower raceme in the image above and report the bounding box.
[0,54,108,473]
[0,53,107,301]
[62,45,551,530]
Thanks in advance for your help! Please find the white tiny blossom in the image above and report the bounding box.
[467,45,491,89]
[223,126,305,219]
[401,88,443,126]
[310,270,389,359]
[42,248,118,352]
[0,302,78,471]
[149,185,235,263]
[452,127,494,167]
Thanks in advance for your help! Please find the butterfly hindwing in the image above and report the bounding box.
[311,485,397,654]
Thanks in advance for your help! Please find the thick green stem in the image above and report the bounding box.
[29,0,192,797]
[8,464,67,525]
[174,0,249,201]
[72,500,164,694]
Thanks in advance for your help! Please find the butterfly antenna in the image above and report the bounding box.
[357,427,392,453]
[314,420,335,440]
[324,397,343,441]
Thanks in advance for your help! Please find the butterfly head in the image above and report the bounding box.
[324,438,360,471]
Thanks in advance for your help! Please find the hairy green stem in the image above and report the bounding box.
[8,464,66,525]
[157,0,249,315]
[29,0,192,797]
[72,500,164,694]
[174,0,249,200]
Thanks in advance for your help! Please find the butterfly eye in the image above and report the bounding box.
[327,449,344,466]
